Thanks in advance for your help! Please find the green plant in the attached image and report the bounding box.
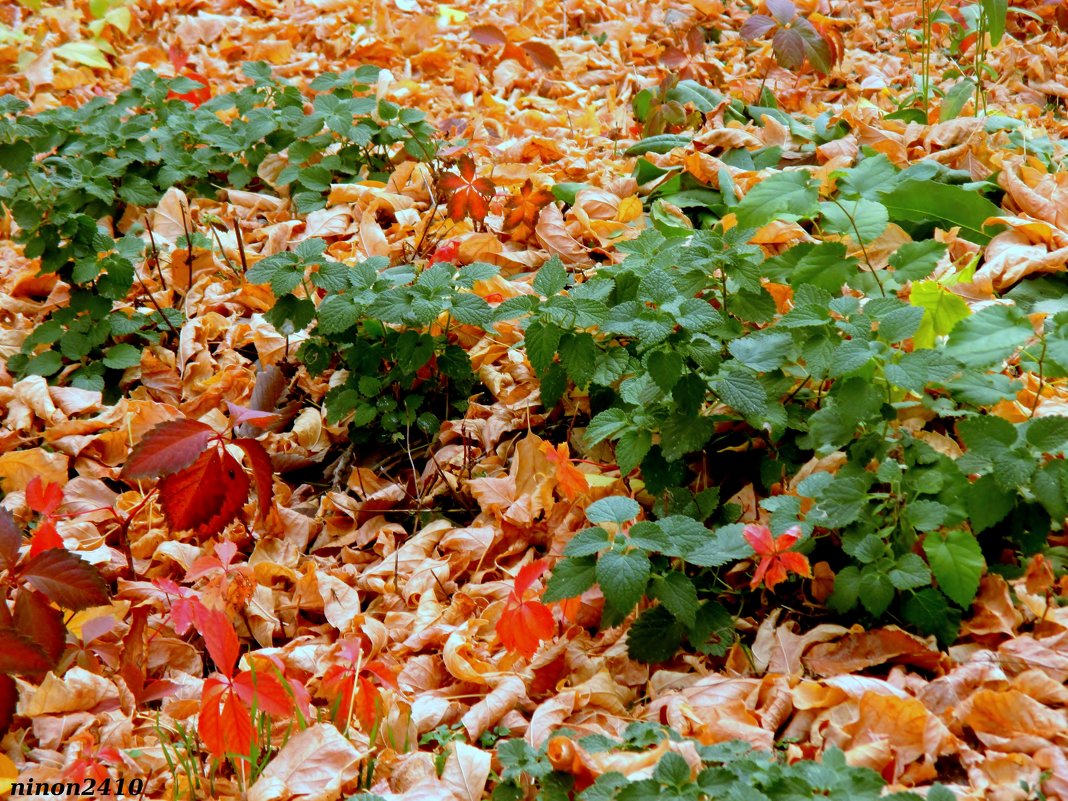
[0,62,436,395]
[490,727,957,801]
[247,246,497,451]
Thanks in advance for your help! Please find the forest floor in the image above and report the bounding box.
[2,0,1068,799]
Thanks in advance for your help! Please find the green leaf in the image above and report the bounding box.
[559,332,597,386]
[24,351,63,377]
[597,550,651,617]
[626,605,685,663]
[910,281,971,349]
[497,740,552,782]
[945,304,1032,368]
[735,171,819,229]
[564,527,611,557]
[889,553,932,590]
[0,141,33,173]
[533,256,568,296]
[966,473,1015,534]
[585,408,629,446]
[659,412,714,462]
[905,500,948,532]
[712,367,767,417]
[981,0,1007,45]
[542,556,597,602]
[879,179,1004,245]
[903,588,961,647]
[828,565,861,613]
[624,134,693,156]
[923,529,984,608]
[586,496,641,525]
[1025,415,1068,453]
[650,572,699,627]
[727,331,792,372]
[684,523,753,568]
[688,600,734,657]
[889,240,947,282]
[654,752,692,787]
[525,319,562,374]
[102,343,141,369]
[940,79,976,122]
[819,199,888,244]
[858,569,894,617]
[316,295,360,334]
[615,429,652,476]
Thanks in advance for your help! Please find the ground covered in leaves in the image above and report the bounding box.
[3,0,1068,799]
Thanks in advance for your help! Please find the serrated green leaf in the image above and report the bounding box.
[525,319,563,374]
[858,569,894,617]
[103,343,141,369]
[736,171,819,229]
[615,429,652,476]
[819,198,888,244]
[533,256,568,296]
[597,550,651,616]
[945,304,1032,368]
[650,572,699,627]
[923,529,984,608]
[542,556,597,602]
[903,588,961,647]
[879,179,1003,245]
[586,496,641,525]
[889,553,932,590]
[910,281,971,349]
[626,605,685,663]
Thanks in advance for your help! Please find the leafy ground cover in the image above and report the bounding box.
[2,0,1068,798]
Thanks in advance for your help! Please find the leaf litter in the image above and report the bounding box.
[2,0,1068,799]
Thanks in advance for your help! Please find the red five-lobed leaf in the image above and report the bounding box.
[28,519,64,558]
[502,180,555,242]
[496,559,555,659]
[158,446,250,536]
[438,155,496,223]
[199,676,254,759]
[744,524,812,591]
[193,603,240,679]
[232,438,275,522]
[120,419,217,481]
[21,548,110,610]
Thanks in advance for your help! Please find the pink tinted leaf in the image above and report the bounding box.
[232,438,275,522]
[795,19,834,73]
[225,401,280,429]
[521,41,562,70]
[743,524,775,555]
[766,0,797,25]
[21,549,109,610]
[120,419,216,480]
[772,27,805,70]
[0,508,21,571]
[740,14,778,40]
[470,23,507,46]
[363,660,399,689]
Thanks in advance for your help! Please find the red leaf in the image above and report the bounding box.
[772,27,805,70]
[502,180,555,242]
[168,44,189,71]
[744,524,812,591]
[514,560,550,598]
[28,519,64,558]
[199,677,254,758]
[438,155,496,223]
[120,419,216,480]
[193,604,240,679]
[0,674,15,734]
[469,23,507,46]
[0,628,54,673]
[168,71,212,107]
[354,675,381,731]
[233,669,292,716]
[21,548,109,610]
[740,14,778,40]
[225,401,280,429]
[520,41,563,71]
[26,476,63,516]
[766,0,797,25]
[0,508,22,571]
[497,599,554,659]
[14,588,65,666]
[158,446,250,535]
[363,660,399,690]
[232,438,275,523]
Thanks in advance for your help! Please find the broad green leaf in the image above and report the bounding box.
[542,556,597,602]
[524,319,562,373]
[923,529,984,608]
[910,281,971,349]
[650,572,699,627]
[584,408,629,446]
[819,198,888,244]
[940,79,976,121]
[585,496,640,525]
[597,550,651,616]
[1025,415,1068,453]
[858,569,894,617]
[889,240,947,281]
[102,343,142,369]
[735,171,819,229]
[624,134,693,156]
[615,429,652,476]
[981,0,1007,45]
[879,179,1003,245]
[888,553,932,590]
[903,588,961,647]
[564,527,611,557]
[945,304,1032,367]
[533,256,568,296]
[626,605,685,663]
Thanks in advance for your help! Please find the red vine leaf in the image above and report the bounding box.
[198,676,254,758]
[0,674,15,734]
[232,438,275,522]
[120,419,216,481]
[28,519,64,558]
[14,588,65,666]
[438,155,496,223]
[0,508,21,572]
[21,548,109,610]
[496,560,555,659]
[225,401,280,429]
[25,477,63,517]
[744,524,812,591]
[0,628,55,674]
[232,669,292,716]
[193,603,240,679]
[158,446,250,536]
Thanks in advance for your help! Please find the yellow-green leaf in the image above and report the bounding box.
[53,41,111,69]
[909,280,970,349]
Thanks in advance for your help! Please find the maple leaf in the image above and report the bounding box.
[438,155,496,223]
[502,180,555,242]
[496,560,555,659]
[744,524,812,591]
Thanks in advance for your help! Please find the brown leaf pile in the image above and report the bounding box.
[4,0,1068,799]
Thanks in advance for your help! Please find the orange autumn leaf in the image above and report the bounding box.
[497,560,555,658]
[541,441,589,502]
[502,179,555,242]
[438,155,496,223]
[744,524,811,590]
